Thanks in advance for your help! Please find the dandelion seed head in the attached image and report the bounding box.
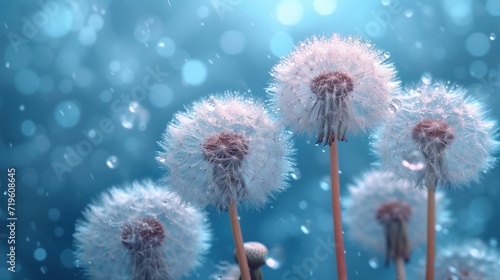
[73,180,211,280]
[373,81,499,188]
[269,34,400,145]
[415,239,500,280]
[158,92,295,211]
[344,171,450,257]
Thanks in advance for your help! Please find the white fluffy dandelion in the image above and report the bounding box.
[374,81,498,279]
[268,34,399,145]
[158,92,293,280]
[73,180,211,280]
[343,170,450,278]
[157,93,295,211]
[416,239,500,280]
[373,81,499,188]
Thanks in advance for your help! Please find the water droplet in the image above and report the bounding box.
[319,176,330,191]
[6,62,10,68]
[300,225,310,234]
[490,33,496,41]
[381,0,391,6]
[388,98,401,113]
[383,51,391,59]
[106,156,119,169]
[368,258,379,269]
[289,168,301,180]
[265,257,281,269]
[404,9,413,18]
[489,238,498,247]
[129,101,139,113]
[421,72,432,85]
[401,150,425,171]
[19,104,25,111]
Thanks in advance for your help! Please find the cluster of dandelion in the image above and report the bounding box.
[73,34,499,280]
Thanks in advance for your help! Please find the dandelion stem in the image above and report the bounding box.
[395,257,406,280]
[229,201,251,280]
[329,141,348,280]
[425,180,436,280]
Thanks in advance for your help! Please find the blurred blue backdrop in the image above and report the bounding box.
[1,0,500,279]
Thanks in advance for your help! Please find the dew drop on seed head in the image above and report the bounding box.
[388,98,401,113]
[106,156,119,169]
[383,51,390,59]
[490,33,496,41]
[401,150,425,171]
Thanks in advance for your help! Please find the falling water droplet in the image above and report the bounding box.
[402,150,425,171]
[421,72,432,85]
[19,104,25,111]
[319,176,330,191]
[490,33,496,41]
[368,258,379,269]
[106,156,119,169]
[300,225,310,234]
[6,62,10,68]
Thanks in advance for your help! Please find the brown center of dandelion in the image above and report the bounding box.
[122,218,165,252]
[376,201,412,267]
[310,72,354,98]
[203,132,250,209]
[411,119,454,153]
[309,72,354,146]
[203,132,249,166]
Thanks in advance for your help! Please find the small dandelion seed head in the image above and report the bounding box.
[373,81,499,188]
[415,239,500,279]
[344,170,450,256]
[158,92,295,211]
[73,180,211,280]
[269,34,400,146]
[210,262,240,280]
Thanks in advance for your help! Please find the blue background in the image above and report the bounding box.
[1,0,500,279]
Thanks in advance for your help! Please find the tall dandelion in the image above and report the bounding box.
[157,93,294,280]
[269,34,399,279]
[373,81,499,280]
[73,180,211,280]
[344,170,450,280]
